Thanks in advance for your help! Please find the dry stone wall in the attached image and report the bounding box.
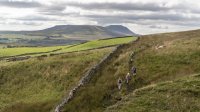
[54,37,140,112]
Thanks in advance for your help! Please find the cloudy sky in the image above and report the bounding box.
[0,0,200,34]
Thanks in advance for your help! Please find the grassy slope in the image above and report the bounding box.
[63,30,200,112]
[58,37,136,53]
[0,48,112,112]
[105,74,200,112]
[0,37,135,58]
[0,45,70,57]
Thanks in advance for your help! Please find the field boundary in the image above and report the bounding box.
[0,37,136,62]
[98,36,134,40]
[54,37,139,112]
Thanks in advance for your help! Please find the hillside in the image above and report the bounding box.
[34,25,136,39]
[0,29,200,112]
[0,25,137,46]
[61,29,200,112]
[106,25,135,36]
[0,48,113,112]
[105,74,200,112]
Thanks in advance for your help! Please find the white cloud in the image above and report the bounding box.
[0,0,200,34]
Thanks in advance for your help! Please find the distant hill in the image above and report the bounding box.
[105,25,135,36]
[0,25,137,40]
[31,25,137,40]
[0,25,137,46]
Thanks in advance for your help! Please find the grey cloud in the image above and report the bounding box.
[38,3,66,15]
[0,0,200,34]
[17,16,58,21]
[0,21,4,25]
[86,12,199,23]
[34,1,200,23]
[149,25,169,29]
[6,21,43,26]
[167,21,200,27]
[0,0,42,8]
[67,2,192,12]
[82,12,200,28]
[22,21,42,26]
[67,2,170,11]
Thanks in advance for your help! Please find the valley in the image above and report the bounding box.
[0,36,136,59]
[0,26,200,112]
[1,0,200,112]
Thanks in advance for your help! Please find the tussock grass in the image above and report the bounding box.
[105,74,200,112]
[0,48,112,112]
[63,30,200,112]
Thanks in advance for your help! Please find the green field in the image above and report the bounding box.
[0,45,70,57]
[0,37,136,58]
[0,34,46,40]
[0,48,112,112]
[58,37,136,53]
[0,33,85,47]
[0,34,46,45]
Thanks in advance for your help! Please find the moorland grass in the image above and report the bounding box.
[1,30,200,112]
[0,48,112,112]
[105,74,200,112]
[62,30,200,112]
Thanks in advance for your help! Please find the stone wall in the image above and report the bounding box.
[5,56,31,62]
[54,37,140,112]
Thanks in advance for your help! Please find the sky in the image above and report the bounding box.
[0,0,200,34]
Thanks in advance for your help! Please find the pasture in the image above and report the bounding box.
[0,36,136,58]
[0,45,70,57]
[58,36,136,53]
